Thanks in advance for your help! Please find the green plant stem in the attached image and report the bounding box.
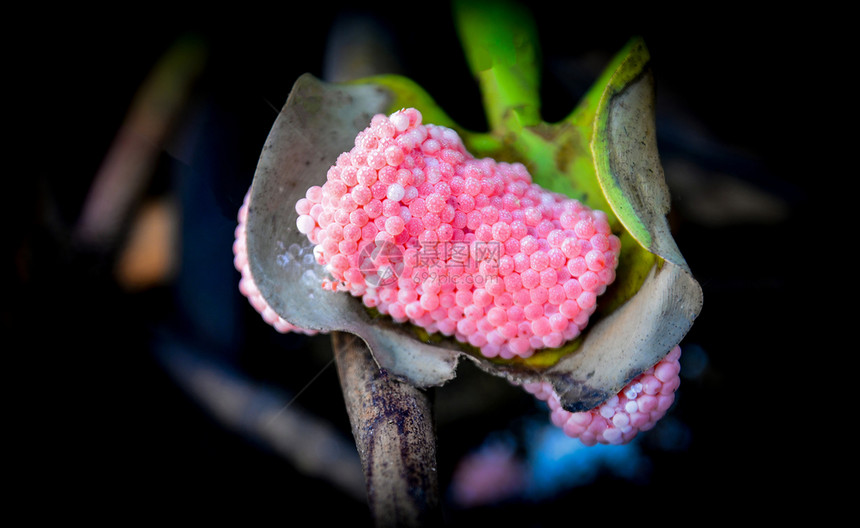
[453,0,542,134]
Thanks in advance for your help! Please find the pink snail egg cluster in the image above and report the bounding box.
[295,108,621,359]
[522,345,682,445]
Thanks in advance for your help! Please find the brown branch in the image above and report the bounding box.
[332,331,443,528]
[75,36,206,249]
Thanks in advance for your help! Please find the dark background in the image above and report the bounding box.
[13,1,822,523]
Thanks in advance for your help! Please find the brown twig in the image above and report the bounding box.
[332,331,442,528]
[74,35,206,249]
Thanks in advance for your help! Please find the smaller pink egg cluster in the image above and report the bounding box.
[522,345,682,445]
[233,190,318,335]
[296,108,621,359]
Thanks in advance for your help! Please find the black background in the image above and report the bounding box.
[13,1,825,523]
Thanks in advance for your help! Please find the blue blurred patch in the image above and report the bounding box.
[523,420,651,499]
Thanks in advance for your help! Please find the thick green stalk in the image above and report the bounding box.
[453,0,542,134]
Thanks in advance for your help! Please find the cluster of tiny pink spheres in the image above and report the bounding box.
[295,108,621,360]
[523,345,682,445]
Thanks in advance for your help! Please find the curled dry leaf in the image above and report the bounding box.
[243,38,702,411]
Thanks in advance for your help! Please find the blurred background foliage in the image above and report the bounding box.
[12,1,819,523]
